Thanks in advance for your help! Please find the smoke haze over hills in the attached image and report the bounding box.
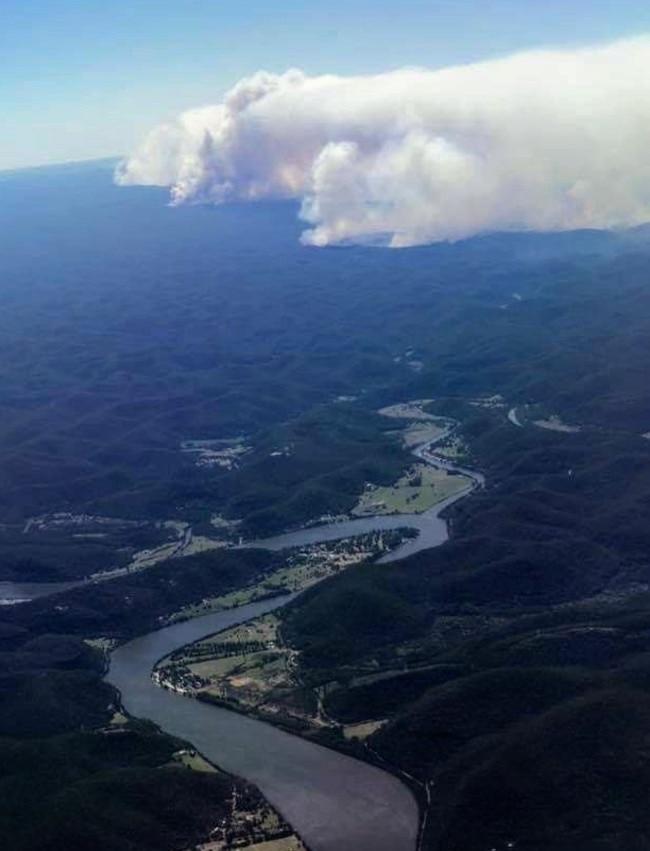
[117,37,650,247]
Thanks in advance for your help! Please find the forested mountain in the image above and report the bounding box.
[3,160,650,849]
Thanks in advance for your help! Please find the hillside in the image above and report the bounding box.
[3,163,650,849]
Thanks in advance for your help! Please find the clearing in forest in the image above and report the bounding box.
[533,414,580,433]
[352,464,470,516]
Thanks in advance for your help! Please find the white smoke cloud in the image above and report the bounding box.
[116,38,650,247]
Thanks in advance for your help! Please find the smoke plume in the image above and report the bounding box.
[116,38,650,247]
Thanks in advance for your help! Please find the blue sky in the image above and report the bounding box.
[3,0,650,170]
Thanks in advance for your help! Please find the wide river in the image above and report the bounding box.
[107,452,484,851]
[109,596,419,851]
[7,439,483,850]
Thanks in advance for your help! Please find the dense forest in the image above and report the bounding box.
[3,160,650,849]
[280,312,650,847]
[2,161,650,561]
[0,614,245,850]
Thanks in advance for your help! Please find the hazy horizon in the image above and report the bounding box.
[5,0,650,171]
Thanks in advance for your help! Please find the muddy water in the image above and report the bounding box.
[108,597,419,851]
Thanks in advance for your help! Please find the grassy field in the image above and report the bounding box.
[168,532,406,623]
[353,464,470,515]
[378,400,436,420]
[433,436,469,459]
[246,838,305,850]
[161,615,290,707]
[184,789,302,851]
[167,562,330,623]
[171,749,217,773]
[169,585,262,622]
[195,835,304,851]
[343,720,386,740]
[182,535,230,556]
[190,653,257,679]
[157,613,319,728]
[167,651,287,704]
[401,421,448,448]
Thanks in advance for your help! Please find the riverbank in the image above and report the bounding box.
[106,421,485,851]
[107,597,420,851]
[2,413,481,849]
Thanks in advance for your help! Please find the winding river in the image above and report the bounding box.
[8,436,483,850]
[244,444,484,565]
[246,484,480,564]
[106,442,484,851]
[109,597,419,851]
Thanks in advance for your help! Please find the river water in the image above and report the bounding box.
[107,457,483,851]
[4,443,484,603]
[245,464,484,564]
[109,596,419,851]
[0,579,80,606]
[9,439,483,850]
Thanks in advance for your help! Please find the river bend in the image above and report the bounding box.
[6,436,483,849]
[108,442,483,851]
[108,597,419,851]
